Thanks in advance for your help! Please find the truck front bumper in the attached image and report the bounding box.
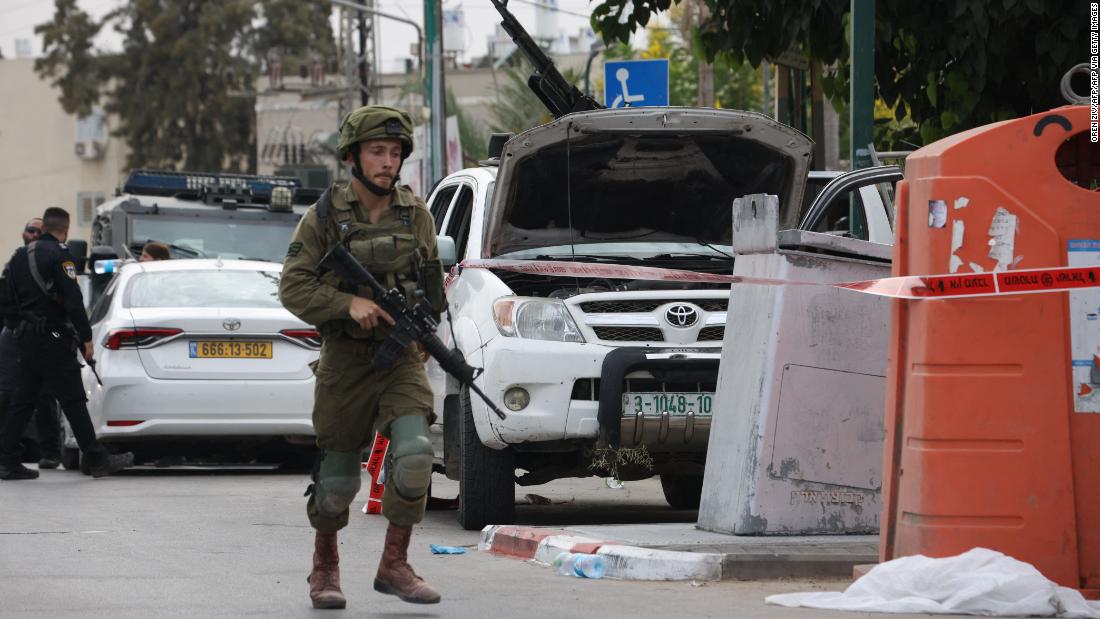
[470,339,719,451]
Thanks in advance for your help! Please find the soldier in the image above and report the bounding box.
[279,106,445,608]
[0,218,65,470]
[0,208,133,480]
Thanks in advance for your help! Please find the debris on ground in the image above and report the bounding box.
[429,544,467,555]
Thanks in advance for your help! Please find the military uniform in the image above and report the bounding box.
[0,231,132,480]
[280,181,443,529]
[278,105,445,608]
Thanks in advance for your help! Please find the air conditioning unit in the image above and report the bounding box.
[74,140,105,160]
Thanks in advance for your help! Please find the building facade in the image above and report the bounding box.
[0,58,129,263]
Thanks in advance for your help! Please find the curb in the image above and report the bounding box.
[480,525,723,581]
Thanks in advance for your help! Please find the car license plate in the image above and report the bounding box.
[189,340,272,359]
[622,392,714,417]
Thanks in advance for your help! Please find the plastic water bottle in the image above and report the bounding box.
[93,259,122,275]
[553,552,607,579]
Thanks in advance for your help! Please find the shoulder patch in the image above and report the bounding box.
[62,261,77,280]
[286,242,303,258]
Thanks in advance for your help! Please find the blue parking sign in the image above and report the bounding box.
[604,59,669,108]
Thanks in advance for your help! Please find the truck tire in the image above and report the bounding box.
[660,473,704,509]
[441,395,461,481]
[457,388,515,530]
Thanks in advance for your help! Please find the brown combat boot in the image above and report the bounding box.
[373,523,441,604]
[307,532,347,609]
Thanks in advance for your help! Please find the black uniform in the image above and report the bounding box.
[0,325,64,462]
[0,233,110,468]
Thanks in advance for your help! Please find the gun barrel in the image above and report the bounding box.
[489,0,602,118]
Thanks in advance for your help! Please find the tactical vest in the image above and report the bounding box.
[317,184,424,341]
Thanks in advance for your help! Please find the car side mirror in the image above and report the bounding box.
[436,236,457,269]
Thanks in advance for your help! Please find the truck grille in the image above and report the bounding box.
[581,299,728,313]
[592,327,665,342]
[697,326,725,341]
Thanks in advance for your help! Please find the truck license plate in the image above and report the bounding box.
[622,392,714,417]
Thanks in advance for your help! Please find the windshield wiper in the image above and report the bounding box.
[168,242,207,257]
[694,238,736,260]
[533,254,644,263]
[645,251,735,263]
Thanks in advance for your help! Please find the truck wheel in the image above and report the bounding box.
[457,388,515,530]
[660,474,704,509]
[62,447,81,471]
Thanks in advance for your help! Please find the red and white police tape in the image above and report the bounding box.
[360,432,389,515]
[458,259,1100,300]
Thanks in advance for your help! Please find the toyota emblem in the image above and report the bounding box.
[222,318,241,331]
[664,304,699,328]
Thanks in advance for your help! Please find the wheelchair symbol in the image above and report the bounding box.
[610,67,645,109]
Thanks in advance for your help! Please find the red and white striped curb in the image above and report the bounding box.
[479,525,723,581]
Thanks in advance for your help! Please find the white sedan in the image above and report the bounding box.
[63,259,319,470]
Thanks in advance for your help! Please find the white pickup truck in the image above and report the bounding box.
[425,107,900,529]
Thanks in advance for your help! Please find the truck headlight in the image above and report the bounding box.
[493,297,585,343]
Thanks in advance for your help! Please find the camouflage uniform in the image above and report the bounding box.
[278,105,445,608]
[279,181,443,529]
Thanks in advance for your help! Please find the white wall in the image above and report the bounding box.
[0,58,128,262]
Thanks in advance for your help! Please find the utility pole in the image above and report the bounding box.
[425,0,446,183]
[850,0,874,169]
[357,1,369,105]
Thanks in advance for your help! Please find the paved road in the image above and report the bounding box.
[0,467,928,618]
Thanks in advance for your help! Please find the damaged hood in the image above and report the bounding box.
[485,107,813,258]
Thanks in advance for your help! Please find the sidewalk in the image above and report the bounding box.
[480,522,878,582]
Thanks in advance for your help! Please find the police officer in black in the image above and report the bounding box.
[0,207,133,480]
[0,217,65,469]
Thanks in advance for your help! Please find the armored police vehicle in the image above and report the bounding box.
[88,169,319,263]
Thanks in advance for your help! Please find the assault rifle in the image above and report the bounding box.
[318,242,508,420]
[490,0,603,118]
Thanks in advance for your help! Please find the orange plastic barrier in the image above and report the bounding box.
[361,433,389,515]
[883,105,1100,595]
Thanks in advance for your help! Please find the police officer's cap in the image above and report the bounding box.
[336,106,414,160]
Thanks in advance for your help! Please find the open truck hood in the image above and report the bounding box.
[484,107,814,258]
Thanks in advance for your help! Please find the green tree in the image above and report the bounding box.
[394,79,488,165]
[605,24,762,111]
[35,0,335,172]
[591,0,1084,146]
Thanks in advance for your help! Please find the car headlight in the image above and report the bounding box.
[493,297,585,342]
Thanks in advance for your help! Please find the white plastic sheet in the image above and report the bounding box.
[766,548,1100,617]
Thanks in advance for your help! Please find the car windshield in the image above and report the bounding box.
[130,216,296,262]
[125,269,283,308]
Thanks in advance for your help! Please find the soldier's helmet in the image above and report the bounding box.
[336,105,414,161]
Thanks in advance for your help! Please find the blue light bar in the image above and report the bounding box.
[122,169,302,200]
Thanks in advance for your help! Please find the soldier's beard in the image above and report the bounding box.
[351,158,403,197]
